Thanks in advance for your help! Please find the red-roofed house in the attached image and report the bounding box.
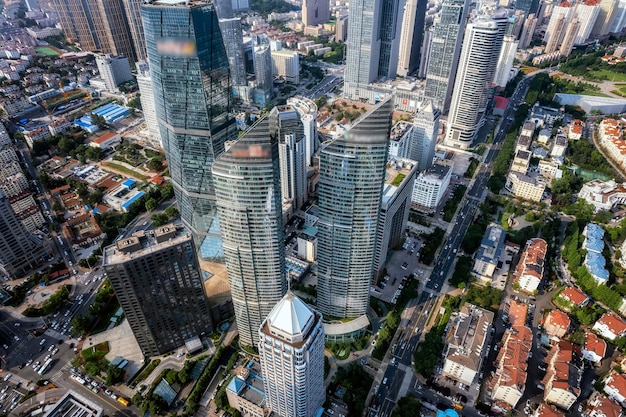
[514,238,547,293]
[604,371,626,406]
[558,287,590,308]
[543,310,571,338]
[533,403,565,417]
[593,312,626,341]
[583,332,607,364]
[493,96,509,116]
[89,131,121,150]
[543,341,582,410]
[585,395,623,417]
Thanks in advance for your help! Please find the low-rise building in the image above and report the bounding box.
[411,159,453,210]
[538,129,551,144]
[542,341,582,410]
[598,119,626,169]
[89,132,121,150]
[226,362,268,417]
[604,371,626,406]
[585,395,623,417]
[543,310,571,339]
[442,304,494,386]
[593,312,626,341]
[521,121,536,137]
[538,160,563,185]
[506,172,545,202]
[534,403,565,417]
[516,134,533,153]
[48,118,72,136]
[472,223,506,283]
[558,287,589,308]
[388,121,413,159]
[578,180,626,212]
[569,119,583,140]
[583,332,607,364]
[511,149,531,174]
[513,238,547,294]
[44,391,103,417]
[551,134,568,157]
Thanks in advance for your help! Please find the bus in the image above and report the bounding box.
[38,358,53,376]
[117,397,129,406]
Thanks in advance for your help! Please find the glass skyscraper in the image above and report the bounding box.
[142,0,236,260]
[423,0,470,113]
[316,99,392,318]
[212,116,286,347]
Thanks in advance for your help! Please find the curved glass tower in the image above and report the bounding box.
[142,0,236,260]
[212,116,286,346]
[316,98,392,318]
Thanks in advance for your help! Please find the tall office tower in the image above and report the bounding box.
[336,15,349,42]
[397,0,427,77]
[212,117,286,347]
[135,60,160,148]
[560,17,580,55]
[232,0,249,11]
[122,0,147,61]
[536,0,553,24]
[287,97,318,167]
[519,13,538,48]
[270,106,307,210]
[343,0,404,98]
[302,0,330,26]
[574,0,600,44]
[591,0,618,36]
[258,292,325,417]
[95,54,134,92]
[609,0,626,32]
[445,15,508,149]
[516,0,539,15]
[423,0,470,113]
[418,27,433,78]
[52,0,136,61]
[0,190,45,279]
[316,99,392,318]
[103,224,214,356]
[214,0,234,17]
[219,17,248,86]
[512,10,526,37]
[494,35,519,87]
[254,43,273,105]
[410,100,440,171]
[544,1,574,46]
[142,0,236,260]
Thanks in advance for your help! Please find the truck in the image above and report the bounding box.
[117,397,129,406]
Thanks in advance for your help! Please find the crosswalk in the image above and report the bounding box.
[49,363,71,386]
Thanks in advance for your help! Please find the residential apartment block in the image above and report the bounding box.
[513,238,547,293]
[505,172,546,202]
[542,341,582,410]
[472,223,506,283]
[411,159,453,209]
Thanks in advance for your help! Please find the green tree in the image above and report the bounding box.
[91,113,108,129]
[147,159,164,171]
[161,183,174,199]
[392,394,422,417]
[145,198,158,211]
[151,213,169,226]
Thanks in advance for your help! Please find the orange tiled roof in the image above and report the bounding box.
[559,287,588,306]
[598,312,626,336]
[536,403,565,417]
[92,131,118,144]
[508,299,528,327]
[514,238,547,282]
[545,310,571,330]
[606,371,626,398]
[589,396,622,417]
[585,332,607,358]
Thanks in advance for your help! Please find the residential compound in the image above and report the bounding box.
[542,341,582,410]
[579,179,626,212]
[598,119,625,169]
[592,312,626,341]
[582,223,609,284]
[442,304,494,386]
[513,238,547,293]
[542,310,571,339]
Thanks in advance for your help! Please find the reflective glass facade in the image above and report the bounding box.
[212,117,286,346]
[316,99,392,318]
[142,1,236,260]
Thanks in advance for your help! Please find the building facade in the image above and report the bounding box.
[410,100,440,171]
[220,17,248,87]
[122,0,147,61]
[271,49,300,84]
[142,0,236,260]
[102,224,214,356]
[212,117,286,347]
[302,0,330,26]
[316,99,392,318]
[411,160,453,209]
[396,0,427,77]
[95,54,133,92]
[258,293,325,417]
[135,60,160,148]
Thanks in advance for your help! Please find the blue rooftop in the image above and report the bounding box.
[436,410,459,417]
[583,223,605,253]
[585,251,609,282]
[475,224,506,264]
[122,179,136,188]
[227,376,245,394]
[91,103,130,124]
[121,191,145,210]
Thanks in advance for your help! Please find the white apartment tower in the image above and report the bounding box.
[494,34,519,87]
[95,54,133,92]
[591,0,618,36]
[544,1,574,50]
[445,13,508,149]
[560,17,581,55]
[259,292,325,417]
[135,60,161,148]
[573,0,600,44]
[519,13,538,48]
[410,100,440,171]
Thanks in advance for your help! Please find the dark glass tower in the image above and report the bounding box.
[103,224,213,356]
[142,0,236,260]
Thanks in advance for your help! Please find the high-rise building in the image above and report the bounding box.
[95,54,134,92]
[410,100,440,171]
[316,99,392,318]
[122,0,147,61]
[516,0,540,15]
[52,0,137,62]
[445,14,508,149]
[142,0,236,260]
[397,0,427,77]
[418,27,433,78]
[232,0,249,12]
[271,49,300,84]
[574,0,600,44]
[212,116,286,347]
[336,15,349,42]
[343,0,404,100]
[258,292,325,417]
[609,0,626,32]
[287,97,318,167]
[591,0,618,36]
[135,60,160,148]
[219,17,248,86]
[544,1,574,48]
[253,43,273,105]
[423,0,470,113]
[560,17,581,55]
[302,0,330,26]
[270,106,308,210]
[103,224,213,356]
[494,34,519,87]
[519,13,538,48]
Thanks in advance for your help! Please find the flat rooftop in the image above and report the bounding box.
[382,158,417,203]
[43,391,103,417]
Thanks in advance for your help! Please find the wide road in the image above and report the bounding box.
[371,76,533,417]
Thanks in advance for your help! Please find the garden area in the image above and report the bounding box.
[319,100,372,127]
[22,285,70,317]
[559,50,626,82]
[330,363,373,417]
[72,341,126,385]
[419,227,445,265]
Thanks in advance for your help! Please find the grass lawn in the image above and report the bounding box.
[587,69,626,82]
[102,162,150,180]
[82,341,109,360]
[579,91,611,97]
[35,47,60,57]
[611,84,626,97]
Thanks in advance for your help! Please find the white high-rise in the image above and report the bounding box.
[573,0,600,44]
[519,13,538,48]
[259,292,325,417]
[397,0,426,77]
[544,1,574,48]
[609,0,626,32]
[591,0,617,36]
[287,97,318,167]
[135,60,160,149]
[494,34,519,87]
[410,100,440,171]
[445,13,508,149]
